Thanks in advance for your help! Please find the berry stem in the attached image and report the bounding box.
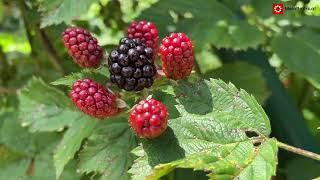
[39,29,65,74]
[0,87,16,94]
[277,140,320,161]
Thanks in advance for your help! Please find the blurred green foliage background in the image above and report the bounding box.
[0,0,320,179]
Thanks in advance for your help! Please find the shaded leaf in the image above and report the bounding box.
[19,77,80,132]
[39,0,99,28]
[271,30,320,89]
[129,79,275,179]
[205,62,270,104]
[285,158,320,180]
[54,116,97,178]
[78,115,137,180]
[0,158,29,180]
[138,0,265,50]
[147,139,277,180]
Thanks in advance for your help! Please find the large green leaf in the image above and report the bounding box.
[285,158,320,180]
[19,78,80,132]
[0,158,29,180]
[39,0,99,28]
[0,110,78,180]
[271,29,320,89]
[129,79,276,179]
[0,143,81,180]
[205,62,270,104]
[78,115,137,180]
[54,116,97,178]
[138,0,265,50]
[141,139,277,180]
[0,145,24,167]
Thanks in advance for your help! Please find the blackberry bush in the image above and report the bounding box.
[6,1,320,179]
[108,37,156,91]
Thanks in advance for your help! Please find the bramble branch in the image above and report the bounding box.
[277,141,320,161]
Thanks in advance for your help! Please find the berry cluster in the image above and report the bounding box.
[159,33,194,80]
[108,38,156,91]
[62,20,195,138]
[129,98,168,138]
[69,79,118,118]
[62,27,103,68]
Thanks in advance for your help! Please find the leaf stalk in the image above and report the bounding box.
[277,141,320,161]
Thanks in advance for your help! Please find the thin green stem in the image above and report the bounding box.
[277,141,320,161]
[298,80,313,109]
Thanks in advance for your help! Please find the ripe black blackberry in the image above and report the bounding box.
[108,38,156,91]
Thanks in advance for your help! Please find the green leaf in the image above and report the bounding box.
[39,0,99,28]
[204,62,270,104]
[138,0,265,50]
[51,68,109,87]
[0,110,36,154]
[144,139,277,180]
[78,115,137,180]
[0,145,24,167]
[195,46,221,74]
[285,158,320,180]
[32,152,81,180]
[207,21,265,50]
[271,30,320,89]
[129,79,276,179]
[152,89,180,119]
[0,158,29,180]
[0,143,81,180]
[54,116,97,178]
[234,139,277,180]
[128,146,153,180]
[19,77,80,132]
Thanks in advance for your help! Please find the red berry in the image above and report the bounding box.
[127,20,158,58]
[159,32,194,80]
[129,98,168,138]
[62,27,103,68]
[69,79,118,119]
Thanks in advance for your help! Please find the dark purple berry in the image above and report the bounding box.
[108,37,156,91]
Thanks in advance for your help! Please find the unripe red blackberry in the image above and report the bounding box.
[159,32,194,80]
[62,27,103,68]
[129,98,168,138]
[127,20,158,57]
[69,79,118,119]
[108,37,156,91]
